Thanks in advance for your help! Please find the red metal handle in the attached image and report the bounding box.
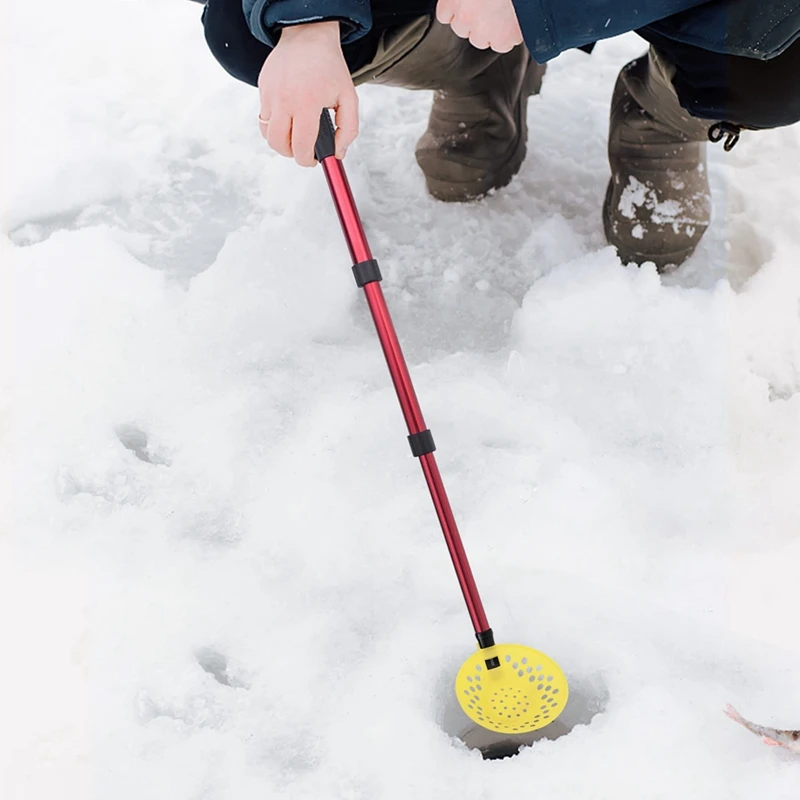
[319,153,492,641]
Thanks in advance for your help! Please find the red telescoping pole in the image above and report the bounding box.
[314,111,494,648]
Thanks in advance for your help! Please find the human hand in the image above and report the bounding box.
[257,21,358,166]
[436,0,523,52]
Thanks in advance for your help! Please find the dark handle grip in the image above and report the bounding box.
[314,109,337,162]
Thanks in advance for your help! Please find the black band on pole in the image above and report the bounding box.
[477,628,501,669]
[408,429,436,458]
[352,259,382,288]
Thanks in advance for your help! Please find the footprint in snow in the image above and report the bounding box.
[196,647,250,690]
[115,423,170,466]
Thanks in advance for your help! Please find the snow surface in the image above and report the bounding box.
[3,1,800,798]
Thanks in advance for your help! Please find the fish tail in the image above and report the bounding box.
[725,705,770,738]
[724,704,744,723]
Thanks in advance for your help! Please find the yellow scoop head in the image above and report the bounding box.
[455,644,569,734]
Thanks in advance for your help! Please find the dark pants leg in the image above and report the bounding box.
[638,30,800,130]
[201,0,434,87]
[201,0,269,87]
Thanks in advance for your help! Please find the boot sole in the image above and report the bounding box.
[602,180,698,273]
[419,60,544,203]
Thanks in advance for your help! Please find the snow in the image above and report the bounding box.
[616,175,701,238]
[3,1,800,797]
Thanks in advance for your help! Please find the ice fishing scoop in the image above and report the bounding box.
[314,111,568,734]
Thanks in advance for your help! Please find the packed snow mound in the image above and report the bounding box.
[3,2,799,799]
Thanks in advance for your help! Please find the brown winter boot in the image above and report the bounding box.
[604,48,714,271]
[352,19,547,202]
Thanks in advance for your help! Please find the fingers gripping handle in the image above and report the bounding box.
[315,109,337,161]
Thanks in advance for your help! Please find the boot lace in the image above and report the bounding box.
[708,122,742,151]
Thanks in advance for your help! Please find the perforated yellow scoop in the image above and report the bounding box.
[456,643,569,733]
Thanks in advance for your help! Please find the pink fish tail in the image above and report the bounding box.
[724,704,743,723]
